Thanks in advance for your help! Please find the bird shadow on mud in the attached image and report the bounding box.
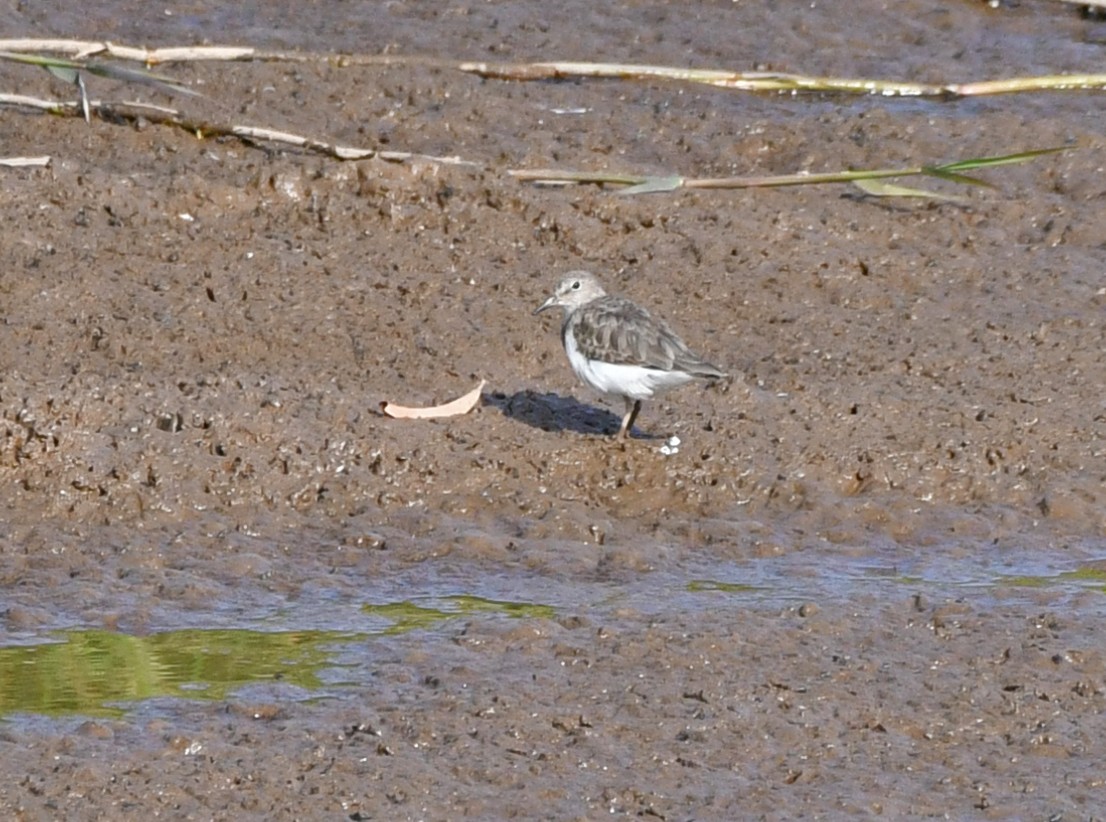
[486,390,630,437]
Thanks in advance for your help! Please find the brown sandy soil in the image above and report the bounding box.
[2,1,1106,818]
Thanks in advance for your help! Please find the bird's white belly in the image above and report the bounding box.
[565,332,693,400]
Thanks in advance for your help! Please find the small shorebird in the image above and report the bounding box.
[533,271,725,439]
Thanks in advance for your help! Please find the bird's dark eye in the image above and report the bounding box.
[571,281,580,290]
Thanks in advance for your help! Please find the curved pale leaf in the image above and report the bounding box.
[381,380,486,420]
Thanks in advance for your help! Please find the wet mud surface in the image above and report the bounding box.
[2,0,1106,817]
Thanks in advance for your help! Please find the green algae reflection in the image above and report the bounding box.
[1,595,556,718]
[0,628,354,719]
[687,579,765,595]
[362,594,556,635]
[997,567,1106,592]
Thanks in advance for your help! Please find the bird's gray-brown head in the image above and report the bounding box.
[533,271,608,316]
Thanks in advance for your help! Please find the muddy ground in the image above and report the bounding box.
[2,0,1106,818]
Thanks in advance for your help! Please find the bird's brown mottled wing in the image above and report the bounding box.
[567,296,725,377]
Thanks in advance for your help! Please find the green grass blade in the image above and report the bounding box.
[616,175,684,195]
[920,167,995,188]
[0,50,199,98]
[0,51,83,70]
[932,146,1069,173]
[511,146,1068,197]
[44,64,79,84]
[853,178,967,202]
[83,60,200,97]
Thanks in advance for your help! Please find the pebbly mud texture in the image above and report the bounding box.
[2,1,1106,818]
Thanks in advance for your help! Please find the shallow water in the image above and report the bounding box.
[6,544,1105,718]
